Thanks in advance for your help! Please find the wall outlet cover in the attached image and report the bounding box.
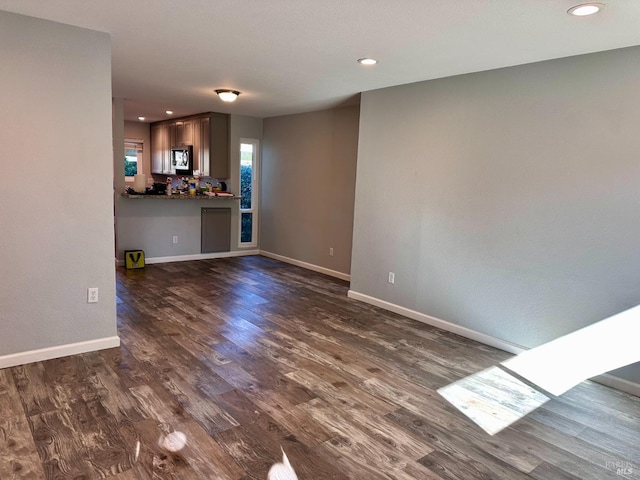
[87,287,99,303]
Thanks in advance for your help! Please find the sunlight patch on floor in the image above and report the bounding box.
[439,304,640,435]
[438,366,549,435]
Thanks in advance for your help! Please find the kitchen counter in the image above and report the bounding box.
[121,193,241,200]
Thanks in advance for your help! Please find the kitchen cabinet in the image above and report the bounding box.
[200,117,210,176]
[174,120,193,147]
[151,123,175,174]
[186,114,228,177]
[209,113,229,179]
[151,124,163,174]
[150,112,229,179]
[192,118,202,174]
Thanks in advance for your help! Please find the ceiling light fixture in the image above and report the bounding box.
[137,116,145,121]
[357,58,378,65]
[165,110,173,115]
[215,89,241,102]
[567,3,605,16]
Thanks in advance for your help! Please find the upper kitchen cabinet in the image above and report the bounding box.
[151,123,176,174]
[151,112,229,178]
[175,120,193,147]
[209,113,229,179]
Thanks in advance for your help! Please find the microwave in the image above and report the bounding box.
[171,146,193,175]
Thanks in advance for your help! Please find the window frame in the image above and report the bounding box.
[124,138,144,181]
[238,138,259,248]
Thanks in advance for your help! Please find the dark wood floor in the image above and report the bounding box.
[1,256,639,479]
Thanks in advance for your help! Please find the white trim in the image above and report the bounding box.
[347,290,526,354]
[260,250,350,281]
[0,336,120,369]
[116,249,260,266]
[238,138,260,249]
[591,373,640,397]
[347,289,640,397]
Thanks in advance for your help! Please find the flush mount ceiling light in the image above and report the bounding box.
[567,3,605,16]
[357,57,378,65]
[137,116,145,121]
[215,89,241,102]
[165,110,173,115]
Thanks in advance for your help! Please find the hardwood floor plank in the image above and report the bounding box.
[529,461,584,480]
[524,407,587,437]
[576,427,640,468]
[239,386,335,447]
[118,418,202,479]
[11,363,62,417]
[285,368,396,414]
[0,369,24,421]
[212,425,279,480]
[387,407,535,479]
[319,434,424,480]
[514,416,640,480]
[29,407,97,478]
[212,390,350,480]
[542,397,640,446]
[65,395,134,477]
[0,415,46,479]
[98,346,155,389]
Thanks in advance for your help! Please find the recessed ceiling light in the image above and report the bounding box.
[357,58,378,65]
[567,3,605,16]
[215,89,241,102]
[165,110,173,115]
[137,116,145,121]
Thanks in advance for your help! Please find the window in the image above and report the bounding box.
[124,140,143,178]
[239,139,259,247]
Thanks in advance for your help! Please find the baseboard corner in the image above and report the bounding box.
[259,250,351,281]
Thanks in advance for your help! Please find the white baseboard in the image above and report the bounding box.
[347,289,640,397]
[116,249,260,266]
[591,373,640,397]
[259,250,350,281]
[0,336,120,369]
[347,290,526,354]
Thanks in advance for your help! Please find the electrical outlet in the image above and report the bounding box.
[87,287,99,303]
[329,247,334,257]
[388,272,395,284]
[173,235,178,244]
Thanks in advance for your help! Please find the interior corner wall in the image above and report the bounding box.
[352,46,640,385]
[261,105,360,275]
[0,11,117,359]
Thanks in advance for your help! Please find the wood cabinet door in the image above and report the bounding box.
[175,121,184,146]
[192,118,205,175]
[200,116,211,176]
[210,113,229,179]
[182,120,193,146]
[175,120,193,146]
[151,124,164,174]
[163,123,174,174]
[168,123,176,149]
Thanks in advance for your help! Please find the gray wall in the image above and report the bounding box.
[115,115,262,259]
[261,106,360,275]
[0,11,117,355]
[352,47,640,383]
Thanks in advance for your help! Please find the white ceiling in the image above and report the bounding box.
[2,1,640,121]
